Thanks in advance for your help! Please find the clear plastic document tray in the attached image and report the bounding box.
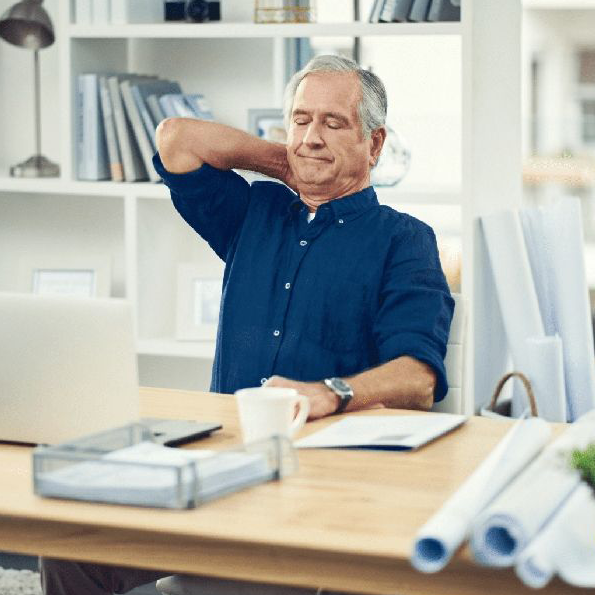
[33,423,298,509]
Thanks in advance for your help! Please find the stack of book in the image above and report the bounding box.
[369,0,460,23]
[76,73,214,182]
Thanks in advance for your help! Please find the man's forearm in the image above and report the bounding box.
[265,355,436,420]
[344,356,436,412]
[156,118,292,184]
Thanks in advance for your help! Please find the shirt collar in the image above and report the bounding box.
[287,186,379,222]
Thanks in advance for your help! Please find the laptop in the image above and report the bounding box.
[0,292,221,445]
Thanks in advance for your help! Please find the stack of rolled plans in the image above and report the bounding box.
[515,482,595,588]
[410,415,551,573]
[471,409,595,568]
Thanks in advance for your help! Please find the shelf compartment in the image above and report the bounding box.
[68,21,462,40]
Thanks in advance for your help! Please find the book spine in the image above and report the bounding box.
[92,0,111,24]
[99,76,123,182]
[169,94,195,118]
[131,86,158,153]
[108,76,136,181]
[158,95,178,118]
[146,95,166,127]
[184,94,214,121]
[75,0,93,24]
[368,0,383,23]
[392,0,414,22]
[76,75,86,180]
[120,81,156,182]
[427,0,460,21]
[407,0,431,21]
[87,74,109,180]
[379,0,396,22]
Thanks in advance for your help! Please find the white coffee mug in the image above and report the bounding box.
[235,386,310,444]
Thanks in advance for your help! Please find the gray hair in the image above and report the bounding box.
[283,54,387,139]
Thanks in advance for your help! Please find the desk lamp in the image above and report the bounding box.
[0,0,59,177]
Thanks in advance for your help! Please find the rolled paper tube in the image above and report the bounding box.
[524,335,567,423]
[471,412,595,567]
[481,210,545,418]
[411,416,551,573]
[520,200,595,422]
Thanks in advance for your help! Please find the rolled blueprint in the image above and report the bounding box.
[410,415,551,573]
[520,200,595,421]
[524,335,566,423]
[481,210,545,418]
[515,482,595,589]
[471,410,595,567]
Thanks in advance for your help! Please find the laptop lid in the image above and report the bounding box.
[0,292,139,445]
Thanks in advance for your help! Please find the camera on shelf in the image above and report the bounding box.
[165,1,221,23]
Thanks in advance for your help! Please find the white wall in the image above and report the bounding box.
[523,8,595,157]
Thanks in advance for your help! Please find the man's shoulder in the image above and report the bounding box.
[376,204,435,238]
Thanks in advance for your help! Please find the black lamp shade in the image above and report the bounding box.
[0,0,54,50]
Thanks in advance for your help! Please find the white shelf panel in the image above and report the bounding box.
[137,338,216,358]
[68,21,462,39]
[0,176,461,204]
[0,177,162,198]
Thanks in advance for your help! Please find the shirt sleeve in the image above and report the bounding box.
[152,151,250,262]
[373,218,455,403]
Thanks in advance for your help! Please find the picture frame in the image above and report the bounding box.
[18,255,111,298]
[248,108,287,143]
[176,261,224,341]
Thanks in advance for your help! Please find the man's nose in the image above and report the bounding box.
[303,122,324,147]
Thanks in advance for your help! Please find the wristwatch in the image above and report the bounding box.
[324,377,354,414]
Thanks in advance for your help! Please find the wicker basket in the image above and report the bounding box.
[481,371,540,419]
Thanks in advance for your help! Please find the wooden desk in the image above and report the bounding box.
[0,388,588,595]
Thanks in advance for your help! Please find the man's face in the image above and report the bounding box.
[286,72,379,198]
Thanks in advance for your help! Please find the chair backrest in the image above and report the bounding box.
[432,293,467,414]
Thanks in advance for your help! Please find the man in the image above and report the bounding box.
[40,55,453,595]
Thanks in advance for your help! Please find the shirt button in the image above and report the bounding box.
[299,240,308,246]
[285,282,291,289]
[260,377,267,385]
[273,330,280,337]
[338,219,344,224]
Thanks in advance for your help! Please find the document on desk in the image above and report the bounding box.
[35,441,271,508]
[295,413,468,450]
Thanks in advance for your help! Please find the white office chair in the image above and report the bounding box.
[155,294,467,595]
[432,292,466,415]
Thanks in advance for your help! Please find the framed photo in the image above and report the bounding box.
[176,262,224,341]
[248,108,287,143]
[18,256,111,298]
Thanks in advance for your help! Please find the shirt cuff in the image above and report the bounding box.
[152,151,227,194]
[377,334,449,404]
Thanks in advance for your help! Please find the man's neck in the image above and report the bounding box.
[298,177,370,213]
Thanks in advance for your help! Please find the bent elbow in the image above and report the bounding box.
[155,117,183,153]
[416,370,436,411]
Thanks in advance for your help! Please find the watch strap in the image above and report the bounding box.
[324,377,354,414]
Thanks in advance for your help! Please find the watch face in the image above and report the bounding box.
[331,377,351,394]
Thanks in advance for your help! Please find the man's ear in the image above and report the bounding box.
[369,127,387,167]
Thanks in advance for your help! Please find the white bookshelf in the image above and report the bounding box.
[68,21,462,39]
[0,0,522,412]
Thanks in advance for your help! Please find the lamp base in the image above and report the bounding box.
[10,154,60,178]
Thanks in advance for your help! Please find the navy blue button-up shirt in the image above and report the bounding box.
[152,153,454,403]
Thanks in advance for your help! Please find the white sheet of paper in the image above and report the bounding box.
[295,414,467,450]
